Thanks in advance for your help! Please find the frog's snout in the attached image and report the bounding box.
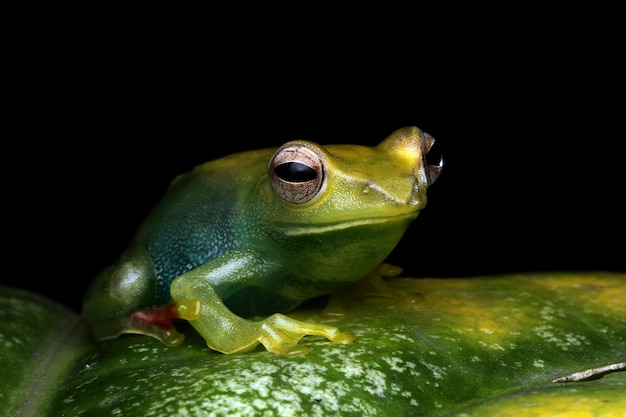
[378,126,443,187]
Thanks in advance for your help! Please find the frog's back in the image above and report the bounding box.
[134,149,272,301]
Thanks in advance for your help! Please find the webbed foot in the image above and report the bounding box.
[88,299,202,347]
[256,314,355,357]
[205,313,355,357]
[322,263,423,317]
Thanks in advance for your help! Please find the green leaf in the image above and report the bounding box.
[2,272,625,416]
[0,287,93,416]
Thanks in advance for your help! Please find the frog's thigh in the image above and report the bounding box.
[84,243,158,318]
[170,275,354,356]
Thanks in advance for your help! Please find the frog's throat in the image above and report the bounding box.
[278,213,418,236]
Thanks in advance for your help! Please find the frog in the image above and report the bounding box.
[82,126,443,357]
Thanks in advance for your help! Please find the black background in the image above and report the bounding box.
[5,14,624,313]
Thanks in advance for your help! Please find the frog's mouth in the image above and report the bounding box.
[278,212,418,236]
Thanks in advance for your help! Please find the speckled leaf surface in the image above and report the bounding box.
[2,272,625,416]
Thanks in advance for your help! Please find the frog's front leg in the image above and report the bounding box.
[170,251,355,357]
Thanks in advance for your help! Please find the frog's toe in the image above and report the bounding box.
[265,341,311,357]
[330,330,356,344]
[135,323,186,347]
[172,299,202,321]
[124,313,187,347]
[128,301,205,346]
[377,262,403,277]
[87,315,186,347]
[88,300,204,347]
[255,313,354,356]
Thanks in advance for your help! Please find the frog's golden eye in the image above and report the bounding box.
[423,132,444,186]
[270,143,325,204]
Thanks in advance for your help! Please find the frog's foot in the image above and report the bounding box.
[223,313,355,357]
[129,299,202,346]
[89,299,202,347]
[322,263,423,317]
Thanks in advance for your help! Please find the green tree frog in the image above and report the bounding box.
[82,126,443,357]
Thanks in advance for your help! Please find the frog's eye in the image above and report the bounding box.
[270,144,325,204]
[423,132,444,185]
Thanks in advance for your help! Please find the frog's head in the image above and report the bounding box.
[252,126,442,286]
[264,126,442,228]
